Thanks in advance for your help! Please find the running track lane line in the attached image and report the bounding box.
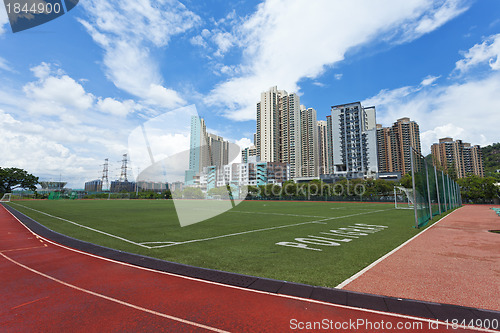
[0,251,230,333]
[3,204,495,333]
[336,208,459,289]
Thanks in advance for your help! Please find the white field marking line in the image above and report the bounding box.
[231,210,327,218]
[191,207,327,218]
[2,205,494,333]
[0,252,229,333]
[148,208,393,249]
[139,241,179,245]
[336,207,461,289]
[330,208,382,210]
[10,203,151,249]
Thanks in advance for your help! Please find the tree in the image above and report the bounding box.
[457,175,500,203]
[399,173,412,189]
[0,167,39,194]
[207,186,231,199]
[182,187,205,199]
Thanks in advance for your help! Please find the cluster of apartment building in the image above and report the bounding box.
[184,86,484,191]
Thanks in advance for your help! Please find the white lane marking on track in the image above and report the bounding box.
[2,204,495,333]
[0,245,46,253]
[0,252,230,333]
[11,203,151,249]
[335,209,460,289]
[149,209,393,248]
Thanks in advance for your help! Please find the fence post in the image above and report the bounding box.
[442,171,447,211]
[425,161,433,219]
[434,166,442,215]
[410,147,419,228]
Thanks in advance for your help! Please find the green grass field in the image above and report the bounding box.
[6,199,447,287]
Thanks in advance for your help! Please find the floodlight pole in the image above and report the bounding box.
[410,147,419,228]
[424,161,433,219]
[442,170,448,211]
[434,166,442,215]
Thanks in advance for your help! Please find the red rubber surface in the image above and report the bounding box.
[343,205,500,312]
[0,205,485,332]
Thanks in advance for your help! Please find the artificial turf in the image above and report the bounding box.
[6,199,447,287]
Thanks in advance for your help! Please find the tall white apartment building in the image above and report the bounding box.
[330,102,378,178]
[256,86,302,178]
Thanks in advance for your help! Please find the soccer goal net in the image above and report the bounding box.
[0,193,12,202]
[394,186,414,209]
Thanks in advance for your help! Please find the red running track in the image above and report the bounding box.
[0,205,490,332]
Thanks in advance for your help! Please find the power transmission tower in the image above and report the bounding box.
[101,158,109,191]
[119,154,128,182]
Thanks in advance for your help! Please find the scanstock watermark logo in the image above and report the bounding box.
[128,105,248,227]
[3,0,79,33]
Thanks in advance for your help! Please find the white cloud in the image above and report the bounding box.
[190,35,207,48]
[363,72,500,154]
[78,0,199,109]
[0,64,141,186]
[0,4,9,35]
[206,0,469,121]
[30,62,52,79]
[97,97,136,117]
[334,74,343,81]
[0,109,107,187]
[420,75,440,86]
[23,65,94,118]
[144,84,185,109]
[455,33,500,73]
[411,0,468,36]
[0,57,13,72]
[235,138,252,149]
[213,31,235,57]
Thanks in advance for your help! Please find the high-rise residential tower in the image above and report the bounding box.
[185,116,230,184]
[256,86,302,178]
[377,117,421,176]
[329,102,378,178]
[431,138,484,178]
[298,106,319,177]
[317,120,329,175]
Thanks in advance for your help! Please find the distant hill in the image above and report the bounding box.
[482,142,500,177]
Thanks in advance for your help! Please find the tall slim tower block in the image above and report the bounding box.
[298,106,318,177]
[256,86,302,178]
[186,116,230,184]
[317,120,329,175]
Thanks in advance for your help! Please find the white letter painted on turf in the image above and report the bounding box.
[276,242,322,251]
[295,238,341,246]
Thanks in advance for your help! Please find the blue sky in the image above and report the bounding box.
[1,0,500,187]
